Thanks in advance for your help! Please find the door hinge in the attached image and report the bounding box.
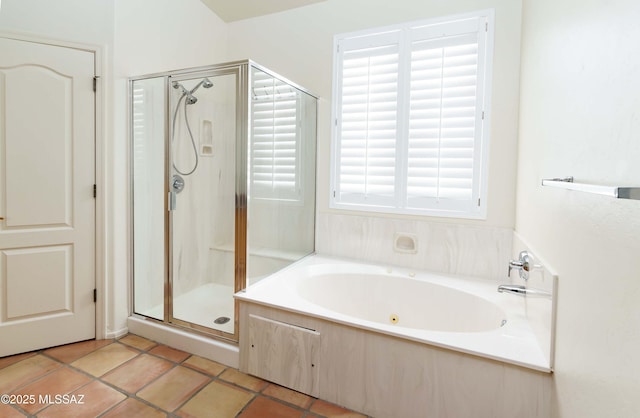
[93,184,97,198]
[93,76,98,92]
[93,289,97,303]
[478,198,481,207]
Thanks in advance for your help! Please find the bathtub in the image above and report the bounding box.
[235,254,553,417]
[236,254,551,371]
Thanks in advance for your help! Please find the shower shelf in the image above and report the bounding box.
[210,244,309,261]
[541,177,640,200]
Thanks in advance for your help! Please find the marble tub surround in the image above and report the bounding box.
[510,233,559,369]
[238,302,552,418]
[316,212,512,280]
[237,255,555,416]
[237,255,552,371]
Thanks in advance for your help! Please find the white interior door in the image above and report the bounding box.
[0,37,96,357]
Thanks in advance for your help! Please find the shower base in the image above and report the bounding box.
[127,314,239,368]
[138,283,235,334]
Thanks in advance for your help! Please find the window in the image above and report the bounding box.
[331,10,494,218]
[250,68,302,202]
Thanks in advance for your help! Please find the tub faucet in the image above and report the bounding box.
[497,284,551,298]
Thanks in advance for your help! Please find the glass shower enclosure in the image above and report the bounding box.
[130,61,317,341]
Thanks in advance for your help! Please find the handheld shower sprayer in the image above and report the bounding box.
[173,81,197,104]
[172,78,213,105]
[171,77,214,176]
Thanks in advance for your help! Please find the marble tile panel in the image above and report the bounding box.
[316,212,512,279]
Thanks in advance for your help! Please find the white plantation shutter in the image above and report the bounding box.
[251,68,301,201]
[332,11,493,218]
[337,36,400,207]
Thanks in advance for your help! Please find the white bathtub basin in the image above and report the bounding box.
[235,254,553,372]
[297,273,506,332]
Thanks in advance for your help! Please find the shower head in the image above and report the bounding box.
[190,77,214,94]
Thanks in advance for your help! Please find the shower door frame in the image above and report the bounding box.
[129,61,249,343]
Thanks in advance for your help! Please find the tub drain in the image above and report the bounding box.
[214,316,231,325]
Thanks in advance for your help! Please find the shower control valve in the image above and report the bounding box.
[508,251,533,281]
[172,174,185,194]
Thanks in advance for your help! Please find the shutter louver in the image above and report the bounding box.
[251,69,300,200]
[132,85,148,177]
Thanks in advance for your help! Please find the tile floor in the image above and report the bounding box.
[0,334,369,418]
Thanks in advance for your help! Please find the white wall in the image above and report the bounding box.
[516,1,640,417]
[226,0,523,277]
[0,0,113,44]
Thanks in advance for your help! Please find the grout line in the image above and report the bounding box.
[234,394,258,417]
[168,376,215,415]
[0,334,368,417]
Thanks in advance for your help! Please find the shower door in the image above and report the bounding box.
[168,68,244,337]
[131,65,246,340]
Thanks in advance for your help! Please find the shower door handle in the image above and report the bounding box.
[168,191,177,211]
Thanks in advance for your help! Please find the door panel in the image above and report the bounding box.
[4,65,73,227]
[3,245,73,320]
[0,37,95,357]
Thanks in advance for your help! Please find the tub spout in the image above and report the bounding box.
[497,284,551,298]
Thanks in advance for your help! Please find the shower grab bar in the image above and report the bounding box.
[541,177,640,200]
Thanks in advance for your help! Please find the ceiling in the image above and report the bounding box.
[200,0,326,23]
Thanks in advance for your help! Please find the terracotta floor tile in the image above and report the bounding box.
[12,366,92,414]
[262,383,313,409]
[0,355,61,393]
[182,355,226,377]
[0,335,370,418]
[38,380,126,418]
[101,397,166,418]
[0,352,36,370]
[239,396,303,418]
[137,365,210,412]
[118,334,157,351]
[0,402,27,418]
[219,368,268,392]
[102,354,173,394]
[176,380,253,418]
[70,343,139,377]
[149,345,190,363]
[310,399,368,418]
[44,339,112,364]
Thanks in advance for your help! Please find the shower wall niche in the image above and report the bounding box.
[130,61,317,341]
